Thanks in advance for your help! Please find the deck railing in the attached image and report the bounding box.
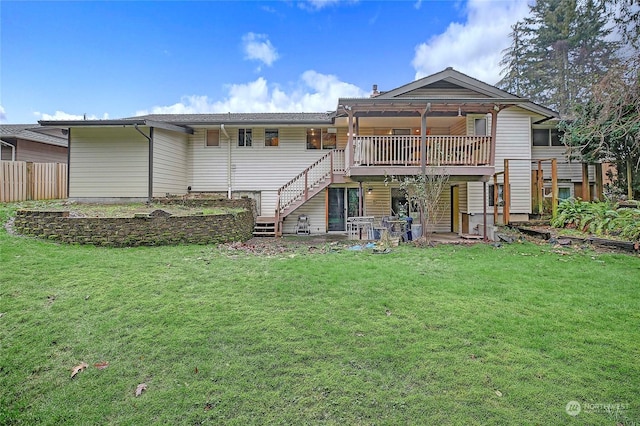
[353,135,491,167]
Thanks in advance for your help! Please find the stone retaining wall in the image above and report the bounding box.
[13,198,255,247]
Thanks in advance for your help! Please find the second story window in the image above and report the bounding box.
[307,128,337,149]
[238,129,252,147]
[206,129,220,147]
[265,129,279,147]
[532,128,563,147]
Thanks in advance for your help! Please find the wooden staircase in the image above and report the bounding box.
[272,149,345,236]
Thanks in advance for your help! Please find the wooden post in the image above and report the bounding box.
[26,162,34,201]
[483,181,488,241]
[595,163,604,201]
[551,158,558,220]
[627,158,634,200]
[346,111,354,168]
[493,173,499,224]
[503,159,510,225]
[537,160,544,214]
[490,109,498,166]
[581,163,591,201]
[420,109,427,175]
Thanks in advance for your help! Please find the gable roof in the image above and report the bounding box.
[339,67,558,118]
[0,124,68,148]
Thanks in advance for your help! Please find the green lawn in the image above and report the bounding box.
[1,204,639,425]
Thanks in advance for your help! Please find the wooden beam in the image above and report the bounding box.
[483,181,488,241]
[503,159,510,225]
[595,163,604,201]
[581,163,590,201]
[489,109,498,166]
[551,158,558,219]
[493,173,499,224]
[346,111,354,169]
[420,110,427,175]
[537,160,544,214]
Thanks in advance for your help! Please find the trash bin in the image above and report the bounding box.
[411,224,422,239]
[404,217,413,241]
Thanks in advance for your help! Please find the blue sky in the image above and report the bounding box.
[0,0,530,124]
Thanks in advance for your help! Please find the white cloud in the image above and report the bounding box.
[135,71,368,116]
[0,105,6,122]
[242,33,279,67]
[299,0,358,11]
[34,111,109,121]
[412,0,530,84]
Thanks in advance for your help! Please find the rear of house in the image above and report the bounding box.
[42,68,582,238]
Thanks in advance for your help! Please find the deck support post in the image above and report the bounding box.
[594,163,604,201]
[581,163,591,201]
[551,158,558,219]
[503,159,510,225]
[483,180,488,241]
[420,107,428,176]
[489,108,498,166]
[537,160,544,214]
[346,110,354,169]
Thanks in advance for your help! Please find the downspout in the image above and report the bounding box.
[134,124,153,202]
[66,129,71,197]
[221,124,231,199]
[1,140,16,161]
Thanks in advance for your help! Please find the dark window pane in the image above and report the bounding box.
[532,129,549,146]
[551,129,563,146]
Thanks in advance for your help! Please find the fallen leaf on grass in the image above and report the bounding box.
[71,362,88,378]
[385,309,392,316]
[94,361,109,370]
[135,383,147,397]
[194,366,198,374]
[495,390,503,397]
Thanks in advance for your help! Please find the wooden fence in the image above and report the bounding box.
[1,161,68,202]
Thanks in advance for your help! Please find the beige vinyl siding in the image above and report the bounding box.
[532,146,595,182]
[14,140,67,163]
[189,126,331,216]
[467,108,533,214]
[281,191,327,234]
[153,129,188,196]
[364,182,391,219]
[69,127,148,198]
[458,182,468,213]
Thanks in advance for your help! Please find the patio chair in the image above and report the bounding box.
[296,215,310,235]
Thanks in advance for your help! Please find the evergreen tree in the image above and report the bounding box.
[498,0,618,117]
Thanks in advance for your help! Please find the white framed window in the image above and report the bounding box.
[307,128,336,150]
[238,129,252,147]
[489,184,504,207]
[206,129,220,147]
[265,129,279,147]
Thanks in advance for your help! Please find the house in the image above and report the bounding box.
[41,67,589,237]
[0,124,68,163]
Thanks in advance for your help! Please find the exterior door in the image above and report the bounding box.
[328,187,360,231]
[451,185,460,233]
